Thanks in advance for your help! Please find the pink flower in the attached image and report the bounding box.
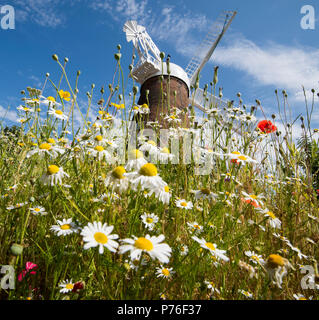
[18,262,37,282]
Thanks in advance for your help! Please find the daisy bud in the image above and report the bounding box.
[312,88,315,93]
[91,84,95,89]
[133,86,138,95]
[100,87,105,94]
[160,52,165,60]
[117,44,121,51]
[75,88,79,94]
[271,114,276,119]
[114,53,121,61]
[10,243,23,256]
[46,73,50,78]
[213,66,219,85]
[20,90,25,95]
[52,54,59,61]
[64,57,69,63]
[129,64,133,71]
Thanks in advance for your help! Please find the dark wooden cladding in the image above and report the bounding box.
[137,75,190,128]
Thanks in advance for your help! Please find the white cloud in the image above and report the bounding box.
[0,105,18,123]
[13,0,67,27]
[212,35,319,102]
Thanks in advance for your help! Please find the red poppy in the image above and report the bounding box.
[257,120,277,134]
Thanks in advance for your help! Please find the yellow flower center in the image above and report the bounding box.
[47,96,55,102]
[180,202,188,207]
[129,149,143,159]
[34,208,41,212]
[238,155,247,161]
[55,110,63,115]
[47,138,56,144]
[252,255,260,261]
[65,283,74,290]
[133,106,139,110]
[60,224,70,230]
[47,165,59,175]
[139,163,157,177]
[201,188,210,195]
[146,217,154,223]
[94,232,108,244]
[147,140,157,146]
[250,195,257,200]
[112,166,126,179]
[142,104,149,109]
[170,115,176,120]
[232,151,241,155]
[95,135,103,141]
[267,211,276,219]
[39,143,52,151]
[194,224,200,229]
[267,254,285,268]
[162,268,170,276]
[164,185,170,193]
[134,237,153,251]
[161,147,170,154]
[95,145,104,152]
[205,242,216,251]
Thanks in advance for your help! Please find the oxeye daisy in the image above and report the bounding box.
[148,184,171,204]
[41,165,69,186]
[29,206,47,216]
[50,218,78,236]
[119,234,172,264]
[227,151,258,165]
[263,209,281,229]
[192,236,229,262]
[156,265,175,279]
[48,107,68,120]
[7,202,27,210]
[193,188,218,201]
[17,105,35,113]
[239,289,253,299]
[187,221,203,234]
[59,279,74,293]
[180,244,189,256]
[139,140,160,158]
[126,163,166,191]
[244,251,265,265]
[265,254,292,289]
[104,166,129,192]
[204,280,220,294]
[175,199,193,210]
[81,221,119,254]
[241,191,263,208]
[125,149,147,171]
[158,147,174,163]
[26,142,65,158]
[140,212,159,231]
[89,145,113,162]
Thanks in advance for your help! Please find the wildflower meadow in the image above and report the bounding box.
[1,48,319,301]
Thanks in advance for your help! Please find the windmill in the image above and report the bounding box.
[123,11,237,126]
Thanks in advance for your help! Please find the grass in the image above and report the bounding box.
[0,50,319,300]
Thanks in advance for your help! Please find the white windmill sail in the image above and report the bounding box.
[123,20,162,84]
[186,11,237,87]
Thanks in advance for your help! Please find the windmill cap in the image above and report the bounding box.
[144,62,190,90]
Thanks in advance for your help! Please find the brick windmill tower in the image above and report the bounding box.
[123,11,237,128]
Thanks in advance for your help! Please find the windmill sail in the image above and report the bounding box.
[185,10,237,87]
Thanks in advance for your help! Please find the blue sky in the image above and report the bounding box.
[1,0,319,136]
